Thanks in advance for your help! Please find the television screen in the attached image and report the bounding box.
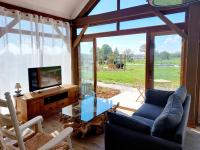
[28,66,62,92]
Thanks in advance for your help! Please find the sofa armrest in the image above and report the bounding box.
[107,112,151,134]
[174,95,191,144]
[145,89,173,107]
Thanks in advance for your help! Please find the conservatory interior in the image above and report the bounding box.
[0,0,200,150]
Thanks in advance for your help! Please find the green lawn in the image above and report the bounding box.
[97,62,180,89]
[97,64,145,85]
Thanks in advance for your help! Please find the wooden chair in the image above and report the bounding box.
[0,92,73,150]
[134,80,145,103]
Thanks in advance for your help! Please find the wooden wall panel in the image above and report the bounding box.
[185,2,200,127]
[71,26,79,85]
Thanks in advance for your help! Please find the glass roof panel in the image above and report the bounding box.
[121,0,148,9]
[89,0,117,16]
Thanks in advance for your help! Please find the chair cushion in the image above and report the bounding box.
[24,132,69,150]
[108,112,153,134]
[133,103,163,120]
[151,93,183,139]
[174,86,187,104]
[145,89,174,107]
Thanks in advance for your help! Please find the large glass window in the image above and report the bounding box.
[97,34,146,108]
[153,34,182,90]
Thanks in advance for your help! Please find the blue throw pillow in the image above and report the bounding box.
[151,93,183,139]
[174,86,187,104]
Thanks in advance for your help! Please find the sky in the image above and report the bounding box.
[96,34,182,55]
[80,0,183,55]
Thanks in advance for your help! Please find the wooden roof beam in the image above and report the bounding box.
[73,25,88,49]
[152,7,187,39]
[77,0,100,18]
[73,4,188,28]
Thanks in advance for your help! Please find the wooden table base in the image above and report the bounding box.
[60,103,119,138]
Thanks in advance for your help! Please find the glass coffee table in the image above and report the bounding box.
[61,96,118,137]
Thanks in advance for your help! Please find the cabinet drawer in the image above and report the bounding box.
[57,99,69,108]
[44,103,57,112]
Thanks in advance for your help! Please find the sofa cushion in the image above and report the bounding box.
[131,115,154,127]
[108,112,153,134]
[133,103,163,120]
[174,86,187,104]
[151,93,183,139]
[145,89,174,107]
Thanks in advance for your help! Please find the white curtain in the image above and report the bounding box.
[0,6,71,99]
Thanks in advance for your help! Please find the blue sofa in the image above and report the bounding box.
[105,89,191,150]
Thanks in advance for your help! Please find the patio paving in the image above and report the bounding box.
[97,82,144,111]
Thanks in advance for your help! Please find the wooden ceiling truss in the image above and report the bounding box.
[152,7,187,39]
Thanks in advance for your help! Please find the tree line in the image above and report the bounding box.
[96,44,181,65]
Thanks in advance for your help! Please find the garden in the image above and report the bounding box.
[97,44,181,90]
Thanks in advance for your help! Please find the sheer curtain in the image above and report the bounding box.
[0,6,71,100]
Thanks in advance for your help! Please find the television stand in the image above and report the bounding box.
[15,84,79,121]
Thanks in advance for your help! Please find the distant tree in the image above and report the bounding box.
[113,48,120,61]
[160,51,170,60]
[108,52,115,64]
[114,48,120,56]
[101,44,113,60]
[123,48,134,62]
[139,44,146,53]
[171,52,181,58]
[97,47,103,64]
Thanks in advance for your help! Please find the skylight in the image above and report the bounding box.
[89,0,117,16]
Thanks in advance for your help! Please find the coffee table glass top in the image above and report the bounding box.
[62,96,116,122]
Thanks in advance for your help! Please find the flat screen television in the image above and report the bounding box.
[28,66,62,92]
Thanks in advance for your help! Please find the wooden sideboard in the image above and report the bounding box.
[15,84,79,121]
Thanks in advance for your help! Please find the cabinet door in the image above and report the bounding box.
[28,99,41,119]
